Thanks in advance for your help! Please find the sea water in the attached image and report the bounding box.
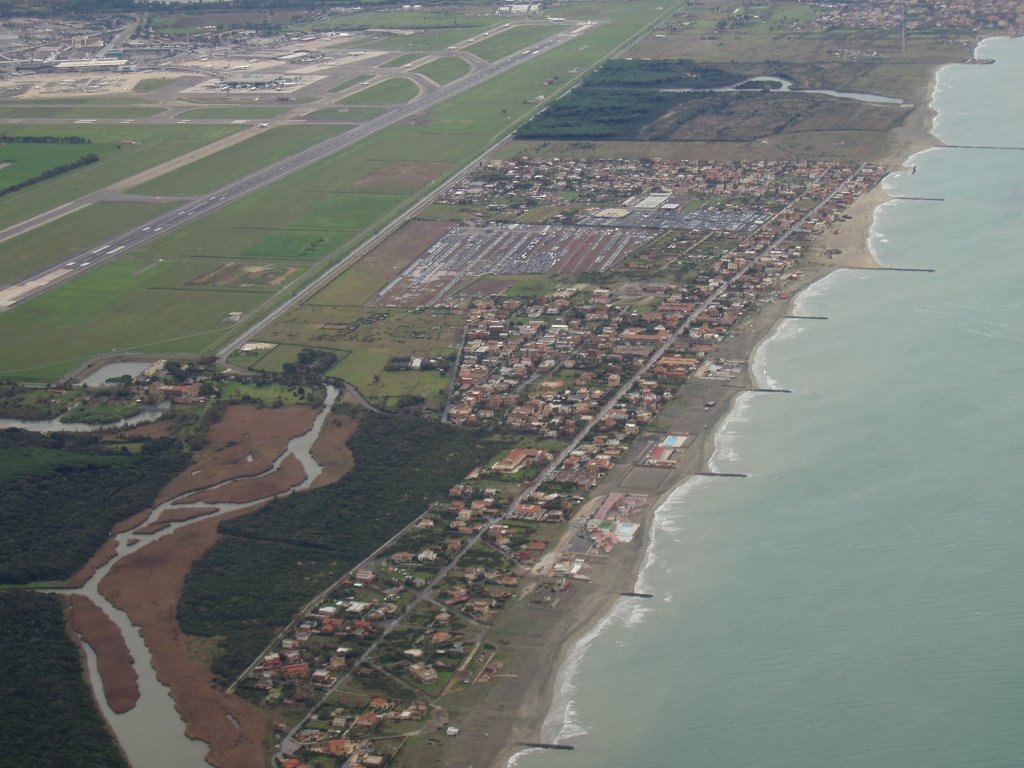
[513,35,1024,768]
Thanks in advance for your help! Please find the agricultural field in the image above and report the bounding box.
[0,201,177,286]
[130,124,348,196]
[413,56,472,85]
[0,123,245,230]
[337,77,421,105]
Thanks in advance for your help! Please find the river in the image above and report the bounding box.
[59,385,339,768]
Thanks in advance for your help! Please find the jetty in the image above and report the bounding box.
[620,591,654,598]
[749,388,791,394]
[845,266,935,273]
[891,196,944,201]
[520,743,576,751]
[696,471,748,478]
[945,144,1024,151]
[784,315,828,320]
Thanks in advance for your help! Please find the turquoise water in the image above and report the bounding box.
[514,36,1024,768]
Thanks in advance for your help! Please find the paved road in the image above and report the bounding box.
[0,24,587,310]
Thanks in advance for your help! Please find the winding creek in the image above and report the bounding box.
[47,385,340,768]
[0,401,172,433]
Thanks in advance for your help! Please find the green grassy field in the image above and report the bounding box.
[175,106,290,120]
[327,13,498,53]
[0,252,286,380]
[134,76,182,93]
[0,106,164,120]
[378,27,495,51]
[328,75,371,94]
[130,124,348,196]
[413,56,471,85]
[0,201,177,285]
[322,8,494,31]
[216,379,319,406]
[385,53,425,68]
[338,77,420,105]
[302,106,386,122]
[465,24,559,62]
[0,142,103,189]
[251,305,463,408]
[0,123,245,231]
[0,96,148,105]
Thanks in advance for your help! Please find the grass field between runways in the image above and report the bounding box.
[0,123,245,231]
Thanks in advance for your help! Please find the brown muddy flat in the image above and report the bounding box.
[100,513,269,768]
[67,594,140,714]
[157,404,317,502]
[181,454,307,505]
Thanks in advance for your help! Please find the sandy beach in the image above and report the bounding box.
[464,74,945,768]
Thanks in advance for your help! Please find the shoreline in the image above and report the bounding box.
[488,56,944,768]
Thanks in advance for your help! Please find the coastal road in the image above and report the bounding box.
[0,23,589,310]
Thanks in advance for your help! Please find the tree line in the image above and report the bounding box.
[0,134,90,144]
[0,592,130,768]
[0,154,99,200]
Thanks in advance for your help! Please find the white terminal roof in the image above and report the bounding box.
[55,59,128,68]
